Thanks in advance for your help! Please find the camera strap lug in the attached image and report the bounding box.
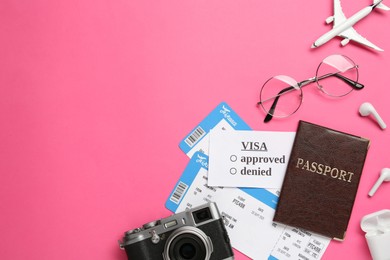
[150,230,160,244]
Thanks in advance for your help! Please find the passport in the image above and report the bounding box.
[273,121,370,240]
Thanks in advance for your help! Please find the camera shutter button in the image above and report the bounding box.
[143,220,161,229]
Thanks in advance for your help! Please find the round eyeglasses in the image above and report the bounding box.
[257,54,364,123]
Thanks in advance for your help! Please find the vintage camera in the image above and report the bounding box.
[119,202,234,260]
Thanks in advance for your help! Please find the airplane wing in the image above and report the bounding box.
[333,0,347,27]
[332,0,383,51]
[339,27,384,51]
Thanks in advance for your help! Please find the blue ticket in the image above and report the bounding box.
[166,152,279,212]
[166,152,330,260]
[179,102,251,158]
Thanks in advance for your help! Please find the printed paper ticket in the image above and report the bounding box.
[166,152,331,260]
[179,102,251,158]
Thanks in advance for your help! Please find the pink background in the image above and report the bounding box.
[1,0,389,259]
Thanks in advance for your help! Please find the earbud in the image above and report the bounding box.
[359,102,387,130]
[368,168,390,197]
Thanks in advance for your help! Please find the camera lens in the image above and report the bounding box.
[163,227,213,260]
[179,243,196,259]
[170,234,205,260]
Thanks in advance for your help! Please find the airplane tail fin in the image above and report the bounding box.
[377,3,390,10]
[373,0,390,10]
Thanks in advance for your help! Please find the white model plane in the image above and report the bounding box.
[312,0,389,51]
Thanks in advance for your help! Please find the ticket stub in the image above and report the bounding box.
[179,102,251,158]
[166,152,331,260]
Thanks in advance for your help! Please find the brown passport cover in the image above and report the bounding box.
[273,121,370,240]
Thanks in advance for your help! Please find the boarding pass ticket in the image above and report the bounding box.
[166,152,331,260]
[173,102,330,259]
[179,102,251,158]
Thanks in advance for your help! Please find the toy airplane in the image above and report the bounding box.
[312,0,390,51]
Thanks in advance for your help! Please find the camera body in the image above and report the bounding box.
[119,202,234,260]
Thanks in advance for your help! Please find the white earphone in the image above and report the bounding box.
[359,102,386,129]
[368,168,390,196]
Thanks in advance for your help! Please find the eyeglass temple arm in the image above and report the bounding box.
[262,86,296,123]
[332,73,364,90]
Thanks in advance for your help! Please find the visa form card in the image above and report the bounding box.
[179,102,251,158]
[166,152,331,260]
[208,130,295,188]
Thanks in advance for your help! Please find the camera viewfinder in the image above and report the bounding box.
[192,207,212,224]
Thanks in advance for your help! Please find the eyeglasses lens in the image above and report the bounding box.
[259,75,302,118]
[316,54,358,97]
